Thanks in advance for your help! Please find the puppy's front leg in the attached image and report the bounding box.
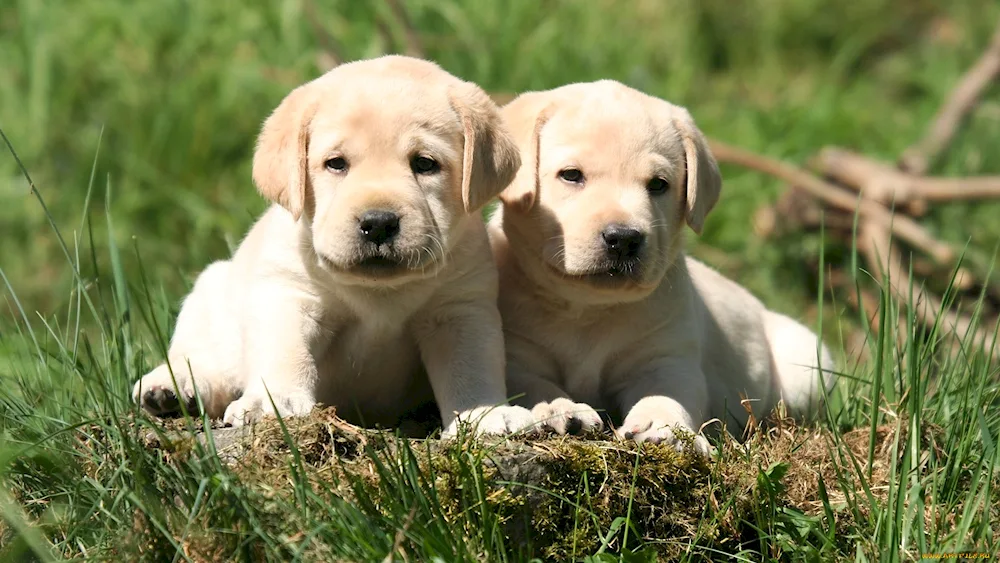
[222,285,332,427]
[415,304,535,437]
[505,344,603,435]
[614,356,711,455]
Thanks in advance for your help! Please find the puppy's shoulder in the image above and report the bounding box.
[485,208,512,269]
[428,216,499,301]
[684,255,767,315]
[232,205,311,281]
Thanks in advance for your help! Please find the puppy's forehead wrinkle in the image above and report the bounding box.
[403,133,459,160]
[408,171,448,263]
[543,120,680,181]
[313,107,457,142]
[534,82,688,174]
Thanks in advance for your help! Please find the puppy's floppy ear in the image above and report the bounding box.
[497,92,552,213]
[672,107,722,234]
[252,81,320,221]
[448,84,522,213]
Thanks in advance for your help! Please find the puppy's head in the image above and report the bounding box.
[253,55,520,286]
[498,81,721,302]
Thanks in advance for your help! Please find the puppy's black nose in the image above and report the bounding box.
[358,210,400,245]
[601,224,644,260]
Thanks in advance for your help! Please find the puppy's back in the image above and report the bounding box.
[686,256,833,425]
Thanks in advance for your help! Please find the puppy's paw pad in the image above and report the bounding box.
[532,399,603,435]
[132,366,198,416]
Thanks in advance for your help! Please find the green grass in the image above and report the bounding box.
[2,0,1000,560]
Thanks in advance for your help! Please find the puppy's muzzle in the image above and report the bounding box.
[358,210,401,245]
[343,208,414,277]
[601,224,644,267]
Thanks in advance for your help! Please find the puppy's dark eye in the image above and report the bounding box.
[646,177,669,195]
[324,157,348,172]
[558,168,584,184]
[411,156,440,175]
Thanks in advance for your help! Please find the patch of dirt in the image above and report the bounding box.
[719,414,959,557]
[733,420,944,512]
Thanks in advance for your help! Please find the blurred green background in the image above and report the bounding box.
[2,0,1000,345]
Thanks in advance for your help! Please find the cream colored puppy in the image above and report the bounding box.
[490,81,835,453]
[133,55,535,436]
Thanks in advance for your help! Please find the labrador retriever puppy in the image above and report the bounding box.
[133,55,535,436]
[489,81,835,453]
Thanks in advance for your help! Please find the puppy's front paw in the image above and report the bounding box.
[442,405,537,438]
[133,364,200,417]
[532,398,603,435]
[222,392,315,427]
[619,408,711,456]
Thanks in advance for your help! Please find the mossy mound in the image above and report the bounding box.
[129,409,763,558]
[430,435,722,559]
[89,407,953,559]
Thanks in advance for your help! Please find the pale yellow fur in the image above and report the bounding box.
[133,55,534,436]
[490,81,836,454]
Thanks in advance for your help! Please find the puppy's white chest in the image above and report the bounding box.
[549,328,616,408]
[562,360,605,407]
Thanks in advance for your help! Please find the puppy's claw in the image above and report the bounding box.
[442,405,537,438]
[618,419,711,457]
[531,398,603,435]
[139,386,199,416]
[222,393,315,427]
[133,365,201,417]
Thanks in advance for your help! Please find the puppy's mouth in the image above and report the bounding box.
[350,255,406,275]
[317,245,438,281]
[549,260,644,288]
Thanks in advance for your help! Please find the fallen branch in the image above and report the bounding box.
[303,0,344,71]
[910,257,976,292]
[859,220,997,358]
[708,139,954,265]
[754,188,857,238]
[828,269,883,365]
[383,0,426,58]
[814,147,1000,204]
[899,20,1000,175]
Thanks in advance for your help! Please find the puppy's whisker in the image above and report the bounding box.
[413,179,449,263]
[426,233,447,267]
[544,234,566,246]
[421,245,436,270]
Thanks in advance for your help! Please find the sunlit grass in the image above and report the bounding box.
[2,122,999,560]
[2,0,1000,560]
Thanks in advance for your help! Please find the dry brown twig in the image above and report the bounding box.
[708,139,955,265]
[374,18,396,55]
[303,0,344,71]
[382,0,426,58]
[381,505,418,563]
[899,20,1000,175]
[827,269,882,364]
[910,257,976,292]
[858,220,997,357]
[710,140,997,356]
[813,147,1000,212]
[754,188,856,238]
[307,0,428,71]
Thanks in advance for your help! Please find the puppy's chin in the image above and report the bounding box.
[315,248,441,286]
[545,260,659,300]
